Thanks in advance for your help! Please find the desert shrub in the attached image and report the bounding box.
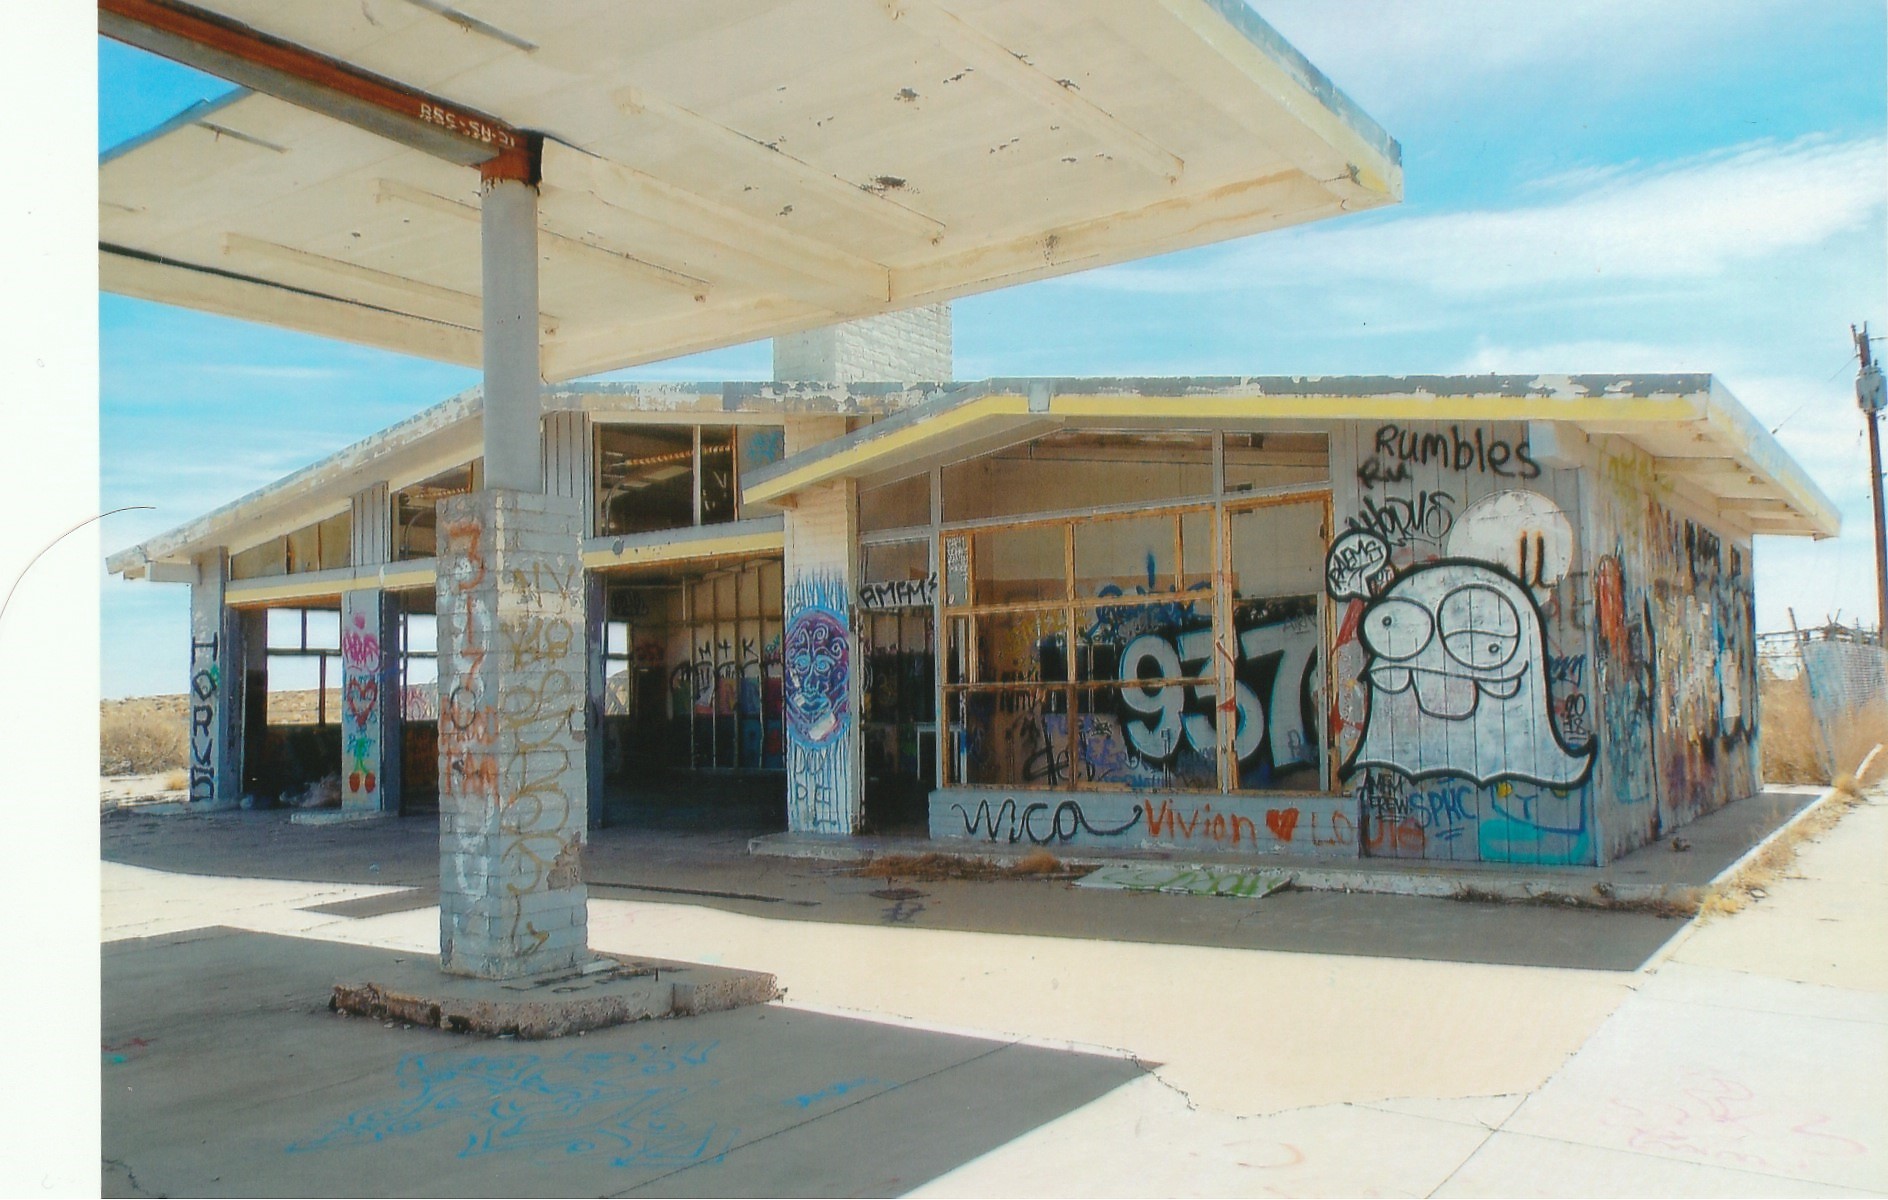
[1761,673,1823,784]
[99,698,188,775]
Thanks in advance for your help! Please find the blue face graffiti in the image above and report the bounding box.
[784,606,849,744]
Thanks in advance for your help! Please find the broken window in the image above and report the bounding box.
[594,424,756,537]
[940,492,1329,794]
[394,461,481,561]
[597,559,784,775]
[228,510,352,579]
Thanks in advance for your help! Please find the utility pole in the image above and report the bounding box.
[1855,323,1887,643]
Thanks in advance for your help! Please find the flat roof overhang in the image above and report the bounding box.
[741,374,1841,540]
[100,0,1401,384]
[103,381,934,579]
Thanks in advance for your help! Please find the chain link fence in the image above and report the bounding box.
[1759,624,1888,781]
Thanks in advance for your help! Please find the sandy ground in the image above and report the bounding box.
[97,786,1888,1196]
[99,772,186,808]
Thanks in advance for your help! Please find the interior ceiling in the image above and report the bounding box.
[100,0,1400,382]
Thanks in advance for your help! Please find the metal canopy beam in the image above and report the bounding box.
[99,0,539,182]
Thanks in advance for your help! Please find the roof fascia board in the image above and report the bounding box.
[738,374,1832,538]
[1177,0,1401,184]
[582,516,785,569]
[743,389,1024,504]
[224,559,438,607]
[1699,379,1841,538]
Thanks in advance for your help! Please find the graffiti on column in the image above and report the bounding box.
[439,519,497,807]
[341,605,382,799]
[187,631,218,802]
[1330,479,1595,864]
[496,557,584,957]
[784,572,851,831]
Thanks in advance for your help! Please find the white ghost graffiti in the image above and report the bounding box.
[1346,560,1593,788]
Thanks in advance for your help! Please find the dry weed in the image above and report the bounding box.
[1762,673,1888,786]
[1759,674,1822,783]
[1011,849,1064,875]
[160,768,188,791]
[853,849,1089,882]
[1702,764,1874,920]
[99,697,188,775]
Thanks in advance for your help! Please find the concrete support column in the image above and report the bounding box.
[480,176,543,493]
[781,416,863,834]
[186,552,243,806]
[340,588,402,814]
[434,490,589,978]
[584,570,607,831]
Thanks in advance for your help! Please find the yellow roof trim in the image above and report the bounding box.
[582,528,784,570]
[226,561,436,606]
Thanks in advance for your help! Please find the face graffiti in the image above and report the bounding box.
[1346,559,1593,788]
[1329,482,1597,810]
[783,607,849,744]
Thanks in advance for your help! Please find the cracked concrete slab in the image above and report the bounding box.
[101,929,1143,1198]
[95,790,1887,1195]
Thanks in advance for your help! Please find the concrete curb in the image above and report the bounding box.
[1703,744,1880,899]
[290,808,394,827]
[751,831,1694,911]
[1634,747,1882,974]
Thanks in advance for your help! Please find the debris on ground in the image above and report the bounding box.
[286,774,342,809]
[849,850,1092,882]
[1075,864,1290,899]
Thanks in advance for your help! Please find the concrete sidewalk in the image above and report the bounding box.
[910,787,1888,1197]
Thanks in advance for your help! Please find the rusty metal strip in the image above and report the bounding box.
[99,0,539,182]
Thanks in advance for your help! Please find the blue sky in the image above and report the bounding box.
[98,1,1887,697]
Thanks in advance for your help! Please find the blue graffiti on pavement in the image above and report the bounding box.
[287,1043,735,1168]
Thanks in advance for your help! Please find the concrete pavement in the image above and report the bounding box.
[912,788,1888,1197]
[98,784,1887,1196]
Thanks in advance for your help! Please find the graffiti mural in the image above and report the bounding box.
[1331,429,1598,864]
[1588,446,1758,855]
[784,572,853,832]
[857,574,936,611]
[340,596,383,802]
[1356,423,1541,489]
[933,787,1357,856]
[1344,559,1593,789]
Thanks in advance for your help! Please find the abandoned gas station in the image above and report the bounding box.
[101,1,1836,982]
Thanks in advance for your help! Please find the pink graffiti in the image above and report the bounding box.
[342,611,380,672]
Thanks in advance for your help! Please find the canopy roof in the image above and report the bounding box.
[106,373,1837,588]
[745,374,1841,539]
[101,0,1401,382]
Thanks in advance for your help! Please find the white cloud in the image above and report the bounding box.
[1452,339,1722,375]
[1067,135,1885,298]
[1250,0,1805,121]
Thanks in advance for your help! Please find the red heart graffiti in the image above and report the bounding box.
[344,677,378,726]
[1265,807,1300,842]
